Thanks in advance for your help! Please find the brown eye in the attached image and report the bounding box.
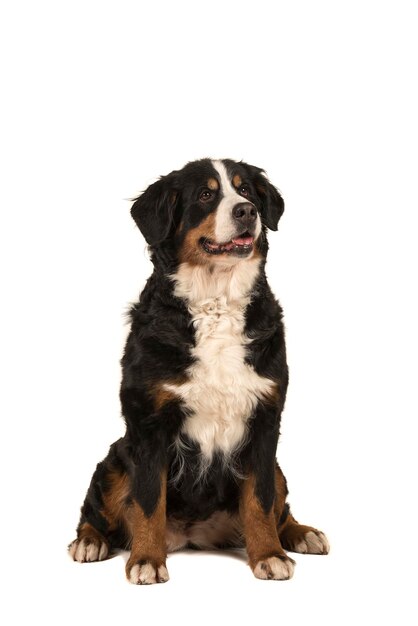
[239,185,250,197]
[199,189,213,202]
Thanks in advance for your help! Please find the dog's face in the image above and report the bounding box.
[131,159,284,265]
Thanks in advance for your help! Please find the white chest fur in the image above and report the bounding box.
[167,260,274,464]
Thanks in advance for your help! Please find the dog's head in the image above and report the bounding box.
[131,159,284,266]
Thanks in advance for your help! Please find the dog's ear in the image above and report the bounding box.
[131,173,179,246]
[253,169,285,231]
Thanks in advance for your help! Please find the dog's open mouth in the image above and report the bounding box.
[200,232,254,256]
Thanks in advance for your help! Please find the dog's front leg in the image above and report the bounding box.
[240,404,295,581]
[120,388,179,585]
[126,462,169,585]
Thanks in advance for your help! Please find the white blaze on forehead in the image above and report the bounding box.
[212,159,260,243]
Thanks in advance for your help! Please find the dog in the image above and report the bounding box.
[68,158,329,584]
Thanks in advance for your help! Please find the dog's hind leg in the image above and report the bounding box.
[68,442,130,563]
[274,464,330,555]
[68,459,112,563]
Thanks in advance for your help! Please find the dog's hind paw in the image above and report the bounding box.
[68,537,109,563]
[293,530,330,555]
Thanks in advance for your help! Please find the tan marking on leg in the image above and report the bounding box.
[77,522,105,542]
[240,475,292,570]
[102,470,131,532]
[126,471,169,585]
[240,473,282,565]
[240,473,294,580]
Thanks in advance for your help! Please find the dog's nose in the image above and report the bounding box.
[232,202,257,227]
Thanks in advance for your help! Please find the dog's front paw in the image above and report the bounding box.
[127,560,169,585]
[253,555,295,581]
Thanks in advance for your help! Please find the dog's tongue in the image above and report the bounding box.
[232,235,254,246]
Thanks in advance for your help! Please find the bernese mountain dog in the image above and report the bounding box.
[68,158,329,584]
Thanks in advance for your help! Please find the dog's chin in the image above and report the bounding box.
[200,232,255,259]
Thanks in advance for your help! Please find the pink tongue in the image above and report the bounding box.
[231,236,254,246]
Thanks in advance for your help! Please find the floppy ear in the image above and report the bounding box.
[131,174,179,246]
[254,171,285,231]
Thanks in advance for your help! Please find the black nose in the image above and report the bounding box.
[232,202,257,227]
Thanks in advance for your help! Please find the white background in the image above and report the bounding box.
[1,1,417,624]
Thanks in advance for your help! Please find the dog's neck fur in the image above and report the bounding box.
[171,258,261,306]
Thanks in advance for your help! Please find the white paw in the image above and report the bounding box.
[294,531,330,555]
[128,562,169,585]
[68,538,108,563]
[253,556,295,580]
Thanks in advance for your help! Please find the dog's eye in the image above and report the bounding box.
[199,189,213,202]
[239,185,250,197]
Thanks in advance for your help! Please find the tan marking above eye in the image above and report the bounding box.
[233,174,243,188]
[207,178,219,190]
